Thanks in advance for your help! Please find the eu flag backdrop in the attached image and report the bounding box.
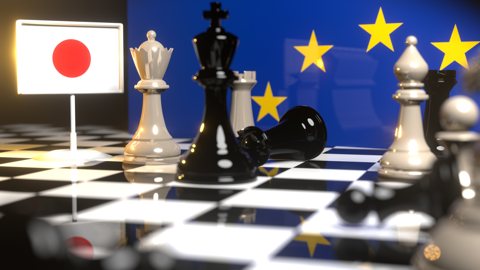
[127,0,480,148]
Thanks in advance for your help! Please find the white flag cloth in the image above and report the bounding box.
[16,20,124,94]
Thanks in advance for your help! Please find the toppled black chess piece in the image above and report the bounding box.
[238,106,327,166]
[176,2,256,184]
[336,154,461,224]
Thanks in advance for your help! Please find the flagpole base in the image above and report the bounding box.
[34,149,111,167]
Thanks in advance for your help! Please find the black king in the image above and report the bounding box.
[176,2,256,183]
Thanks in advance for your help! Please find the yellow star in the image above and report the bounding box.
[252,82,287,122]
[359,7,403,52]
[258,167,280,177]
[431,24,480,70]
[293,216,331,257]
[294,30,333,72]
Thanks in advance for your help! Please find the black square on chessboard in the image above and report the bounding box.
[296,161,375,170]
[358,171,378,181]
[0,179,71,193]
[163,187,241,202]
[0,157,26,165]
[0,196,112,217]
[275,234,418,265]
[0,167,50,177]
[191,206,314,227]
[256,178,352,193]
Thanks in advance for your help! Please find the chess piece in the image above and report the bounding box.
[238,106,327,166]
[337,96,479,227]
[413,96,480,270]
[176,3,256,184]
[423,70,456,155]
[379,36,436,181]
[124,30,181,164]
[336,153,461,224]
[230,71,256,132]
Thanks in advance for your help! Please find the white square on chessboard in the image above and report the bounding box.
[16,168,122,182]
[313,153,382,163]
[0,177,10,182]
[0,191,34,206]
[53,140,121,147]
[368,162,381,171]
[36,135,100,141]
[139,223,296,263]
[168,176,271,190]
[0,150,47,159]
[0,159,69,169]
[246,258,412,270]
[82,128,125,135]
[275,168,365,181]
[299,208,429,243]
[262,161,303,168]
[220,189,339,211]
[0,138,30,144]
[0,144,45,151]
[92,146,125,155]
[40,181,162,199]
[77,199,216,224]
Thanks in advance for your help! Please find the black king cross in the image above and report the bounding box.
[203,2,228,28]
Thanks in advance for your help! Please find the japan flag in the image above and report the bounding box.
[16,20,124,95]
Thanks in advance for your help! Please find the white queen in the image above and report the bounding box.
[124,30,180,164]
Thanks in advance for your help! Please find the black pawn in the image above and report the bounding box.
[336,154,461,224]
[176,3,255,184]
[423,70,456,155]
[238,106,327,166]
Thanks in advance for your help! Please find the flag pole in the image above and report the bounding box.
[70,95,78,161]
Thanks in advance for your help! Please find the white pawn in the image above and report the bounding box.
[124,30,181,164]
[379,36,436,181]
[230,71,257,132]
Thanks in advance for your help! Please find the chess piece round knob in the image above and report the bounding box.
[439,95,479,131]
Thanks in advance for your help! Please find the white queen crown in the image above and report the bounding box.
[130,30,173,90]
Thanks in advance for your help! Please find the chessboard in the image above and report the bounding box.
[0,124,421,270]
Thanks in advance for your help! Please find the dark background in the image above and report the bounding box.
[0,0,128,130]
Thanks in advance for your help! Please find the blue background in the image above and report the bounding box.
[127,0,480,148]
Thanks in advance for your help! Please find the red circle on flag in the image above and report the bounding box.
[67,236,94,258]
[52,39,91,78]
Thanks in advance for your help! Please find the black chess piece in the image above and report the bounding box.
[423,70,456,155]
[176,3,256,184]
[336,154,461,224]
[238,106,327,166]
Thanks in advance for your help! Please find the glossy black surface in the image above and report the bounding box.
[176,2,255,184]
[336,154,461,224]
[238,106,327,166]
[423,70,456,155]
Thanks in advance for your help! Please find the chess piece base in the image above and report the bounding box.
[125,93,181,165]
[134,80,169,91]
[124,139,180,165]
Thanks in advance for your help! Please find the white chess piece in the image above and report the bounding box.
[413,95,480,270]
[378,36,436,181]
[230,71,257,132]
[124,30,181,164]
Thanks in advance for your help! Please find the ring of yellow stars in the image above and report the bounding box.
[252,82,287,122]
[359,7,403,52]
[294,30,333,72]
[431,24,480,70]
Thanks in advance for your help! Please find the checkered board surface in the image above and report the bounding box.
[0,124,422,270]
